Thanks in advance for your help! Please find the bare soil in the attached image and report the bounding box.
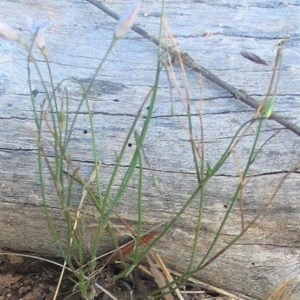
[0,253,81,300]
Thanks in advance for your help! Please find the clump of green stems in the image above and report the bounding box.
[2,3,295,299]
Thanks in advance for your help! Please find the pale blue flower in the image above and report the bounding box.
[0,21,19,41]
[114,2,140,40]
[25,18,50,49]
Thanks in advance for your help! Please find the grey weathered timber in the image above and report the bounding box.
[1,1,300,299]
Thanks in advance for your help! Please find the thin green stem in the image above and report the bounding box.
[133,130,143,263]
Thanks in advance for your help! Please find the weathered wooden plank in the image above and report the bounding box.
[1,1,300,299]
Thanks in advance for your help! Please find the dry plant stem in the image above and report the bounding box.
[161,268,251,300]
[162,18,202,184]
[198,76,205,170]
[86,0,300,138]
[154,254,184,300]
[53,163,101,300]
[147,254,174,300]
[255,46,283,118]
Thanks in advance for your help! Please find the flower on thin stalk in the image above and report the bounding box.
[25,18,50,49]
[0,21,19,41]
[114,2,140,40]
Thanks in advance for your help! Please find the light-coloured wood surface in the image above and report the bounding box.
[1,1,300,299]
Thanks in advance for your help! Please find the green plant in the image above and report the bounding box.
[0,3,297,300]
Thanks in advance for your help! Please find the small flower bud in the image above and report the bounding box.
[0,21,19,41]
[114,2,140,40]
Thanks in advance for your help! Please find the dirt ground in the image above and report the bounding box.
[0,251,234,300]
[0,253,80,300]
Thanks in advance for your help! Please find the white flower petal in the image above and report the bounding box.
[114,2,140,40]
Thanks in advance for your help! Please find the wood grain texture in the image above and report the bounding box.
[1,1,300,299]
